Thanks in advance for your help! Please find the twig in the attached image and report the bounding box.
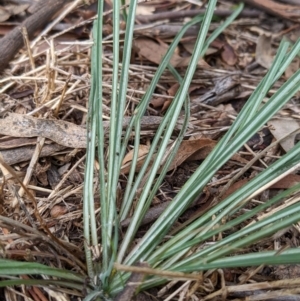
[240,0,300,22]
[0,0,71,72]
[136,8,262,23]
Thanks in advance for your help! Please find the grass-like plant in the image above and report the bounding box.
[1,0,300,300]
[85,0,300,298]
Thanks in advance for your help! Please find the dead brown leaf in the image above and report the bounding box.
[168,138,216,169]
[0,113,86,148]
[270,174,300,189]
[210,39,237,66]
[134,38,182,67]
[50,205,68,218]
[134,38,208,68]
[122,145,150,165]
[256,34,274,69]
[221,43,237,66]
[120,138,216,175]
[150,97,165,109]
[150,83,179,111]
[268,119,299,152]
[243,0,300,22]
[220,179,249,200]
[285,57,300,79]
[161,83,180,112]
[121,201,171,228]
[154,83,202,113]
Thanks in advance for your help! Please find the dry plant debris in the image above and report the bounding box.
[0,0,300,300]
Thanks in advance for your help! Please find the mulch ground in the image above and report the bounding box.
[0,0,300,300]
